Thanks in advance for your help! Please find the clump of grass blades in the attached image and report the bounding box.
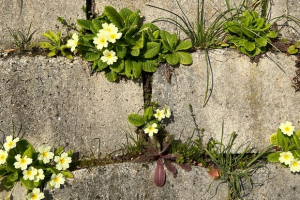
[205,122,273,199]
[7,22,37,53]
[148,0,238,49]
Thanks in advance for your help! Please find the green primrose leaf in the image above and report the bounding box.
[267,152,280,163]
[140,23,159,32]
[140,59,158,72]
[293,133,300,148]
[77,19,92,30]
[3,176,16,189]
[61,170,74,179]
[110,60,125,73]
[67,150,73,157]
[277,128,290,151]
[6,156,17,172]
[38,42,52,48]
[8,171,18,182]
[170,33,179,50]
[125,27,137,45]
[42,32,56,44]
[255,37,268,47]
[295,41,300,48]
[104,6,123,29]
[92,19,103,32]
[175,40,192,51]
[20,178,35,190]
[22,146,35,159]
[104,68,120,82]
[96,59,108,71]
[243,40,256,51]
[47,30,60,42]
[144,107,154,122]
[288,45,298,54]
[125,60,142,79]
[177,51,193,65]
[131,48,140,57]
[119,8,134,23]
[47,167,59,175]
[55,147,64,156]
[160,30,173,51]
[47,50,58,57]
[83,52,101,61]
[166,53,180,65]
[116,45,127,59]
[127,10,141,28]
[140,42,161,58]
[128,114,146,126]
[266,31,277,38]
[0,165,8,178]
[270,133,278,146]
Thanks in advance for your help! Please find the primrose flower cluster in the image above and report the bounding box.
[67,22,122,66]
[0,135,73,200]
[144,105,171,137]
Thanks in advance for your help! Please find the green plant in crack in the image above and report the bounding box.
[204,122,272,199]
[223,10,277,57]
[63,6,193,82]
[39,30,73,59]
[160,30,192,65]
[7,22,37,53]
[268,121,300,173]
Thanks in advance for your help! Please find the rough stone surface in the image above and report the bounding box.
[43,163,228,200]
[152,50,300,151]
[0,0,86,50]
[0,56,143,156]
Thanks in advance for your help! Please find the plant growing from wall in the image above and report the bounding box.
[0,135,73,200]
[223,10,277,57]
[268,121,300,173]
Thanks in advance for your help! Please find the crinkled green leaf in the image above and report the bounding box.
[110,60,125,73]
[131,48,140,56]
[20,178,35,190]
[22,146,35,159]
[140,59,158,72]
[104,6,123,29]
[0,165,8,178]
[277,128,290,151]
[267,152,280,163]
[175,40,192,51]
[255,37,268,47]
[177,51,193,65]
[104,68,120,82]
[3,176,15,189]
[116,45,127,59]
[92,19,103,32]
[144,107,154,122]
[266,31,277,38]
[288,45,298,54]
[8,171,18,182]
[38,42,52,48]
[61,170,74,179]
[270,133,278,146]
[55,147,64,156]
[83,52,101,61]
[125,60,142,79]
[243,40,256,51]
[47,50,58,57]
[127,10,140,28]
[16,139,34,155]
[160,30,173,51]
[42,32,56,44]
[119,8,134,22]
[96,59,108,71]
[128,114,145,126]
[77,19,92,30]
[140,42,160,58]
[166,53,180,65]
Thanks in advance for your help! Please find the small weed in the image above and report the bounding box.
[204,122,272,199]
[7,22,37,53]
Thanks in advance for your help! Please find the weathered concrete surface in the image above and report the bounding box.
[44,163,228,200]
[153,50,300,151]
[0,0,85,50]
[0,56,143,156]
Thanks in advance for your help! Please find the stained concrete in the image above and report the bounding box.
[0,0,86,50]
[152,50,300,152]
[0,56,144,157]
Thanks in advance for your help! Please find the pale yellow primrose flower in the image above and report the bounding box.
[107,27,122,43]
[0,150,8,165]
[163,105,171,118]
[290,159,300,173]
[154,109,165,121]
[4,135,19,151]
[54,152,72,170]
[34,168,45,182]
[26,188,45,200]
[23,166,37,181]
[102,23,117,33]
[279,121,295,136]
[49,173,65,189]
[93,32,109,50]
[144,123,158,137]
[14,154,32,170]
[38,146,54,164]
[279,151,294,165]
[66,33,79,52]
[101,50,118,65]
